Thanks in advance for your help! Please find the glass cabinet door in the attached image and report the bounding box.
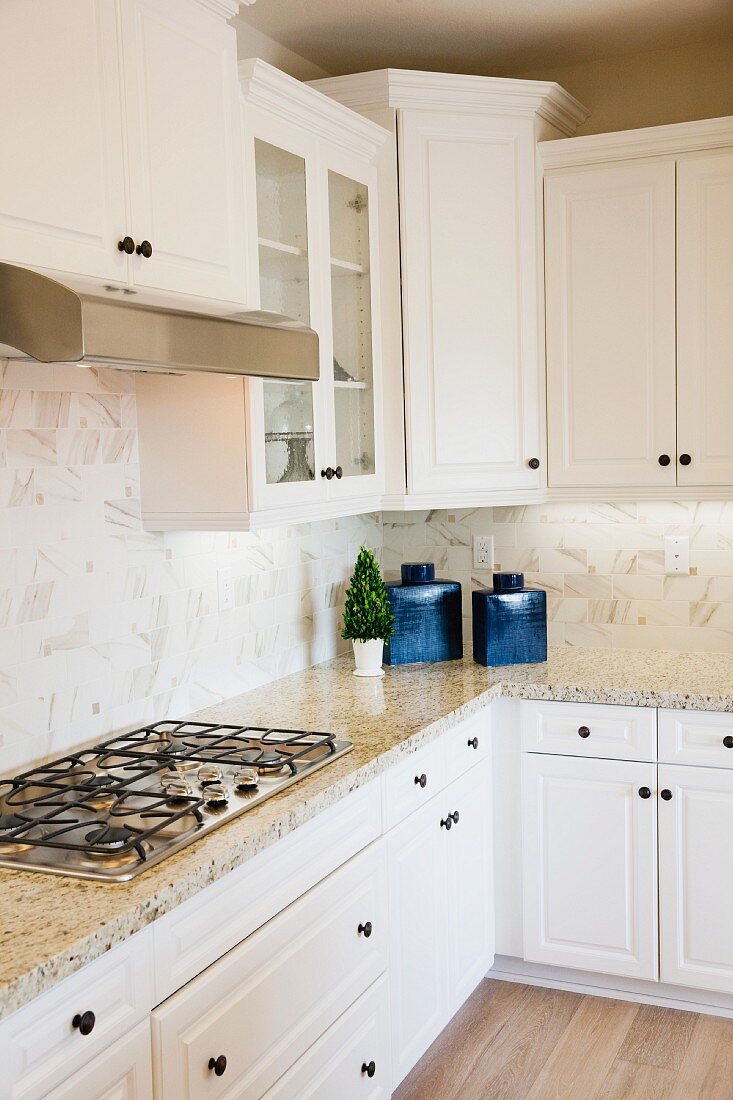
[327,171,376,482]
[254,139,318,489]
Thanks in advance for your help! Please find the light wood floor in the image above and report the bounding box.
[394,980,733,1099]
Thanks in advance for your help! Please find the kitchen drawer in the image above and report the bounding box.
[521,700,656,761]
[153,779,381,1002]
[151,841,387,1100]
[382,738,445,831]
[262,977,391,1099]
[0,927,154,1100]
[443,710,491,785]
[43,1020,153,1100]
[659,709,733,768]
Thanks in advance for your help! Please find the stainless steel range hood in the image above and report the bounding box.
[0,263,319,380]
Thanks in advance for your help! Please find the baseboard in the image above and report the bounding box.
[487,955,733,1019]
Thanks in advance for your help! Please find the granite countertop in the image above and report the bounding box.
[4,644,733,1020]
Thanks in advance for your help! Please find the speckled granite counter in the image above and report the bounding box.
[4,644,733,1020]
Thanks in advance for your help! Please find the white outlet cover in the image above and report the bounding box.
[217,567,235,611]
[473,535,494,570]
[664,535,690,575]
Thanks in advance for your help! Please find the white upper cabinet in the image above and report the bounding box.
[544,159,677,488]
[119,0,247,304]
[311,71,588,504]
[677,148,733,486]
[0,0,249,308]
[0,0,128,284]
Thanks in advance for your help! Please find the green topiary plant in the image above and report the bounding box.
[341,546,395,643]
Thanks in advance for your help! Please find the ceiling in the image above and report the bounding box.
[236,0,733,77]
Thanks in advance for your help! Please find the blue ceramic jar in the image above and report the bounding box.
[383,563,463,665]
[472,572,547,667]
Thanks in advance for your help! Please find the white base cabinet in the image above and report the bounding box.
[43,1022,153,1100]
[387,758,494,1086]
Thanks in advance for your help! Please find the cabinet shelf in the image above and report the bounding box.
[331,257,369,276]
[333,380,369,390]
[260,237,308,258]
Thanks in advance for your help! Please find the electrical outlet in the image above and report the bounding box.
[473,535,494,570]
[664,535,690,575]
[217,567,234,611]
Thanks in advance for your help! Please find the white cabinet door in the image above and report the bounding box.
[399,109,543,494]
[386,795,449,1085]
[44,1022,153,1100]
[677,149,733,485]
[659,764,733,994]
[445,759,494,1012]
[522,753,658,980]
[120,0,247,305]
[0,0,129,285]
[545,159,676,488]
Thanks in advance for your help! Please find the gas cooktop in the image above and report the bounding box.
[0,721,352,881]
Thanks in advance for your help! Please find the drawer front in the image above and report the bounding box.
[153,779,382,1002]
[0,927,154,1100]
[263,977,391,1100]
[43,1020,153,1100]
[659,709,733,768]
[443,710,491,785]
[521,700,656,761]
[152,842,387,1100]
[382,739,445,830]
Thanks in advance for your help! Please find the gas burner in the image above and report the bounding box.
[0,813,28,832]
[85,825,137,849]
[157,741,188,757]
[85,775,116,790]
[234,768,259,791]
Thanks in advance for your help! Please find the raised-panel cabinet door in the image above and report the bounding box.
[0,0,129,284]
[659,764,733,994]
[399,109,543,494]
[387,796,449,1086]
[677,149,733,485]
[522,753,658,980]
[44,1022,153,1100]
[444,759,494,1012]
[120,0,247,304]
[545,159,676,487]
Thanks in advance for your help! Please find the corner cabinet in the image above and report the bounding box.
[138,61,389,530]
[311,70,588,506]
[542,119,733,493]
[0,0,249,311]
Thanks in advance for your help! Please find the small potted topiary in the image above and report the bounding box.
[341,546,395,677]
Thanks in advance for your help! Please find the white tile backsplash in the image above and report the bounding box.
[0,361,381,773]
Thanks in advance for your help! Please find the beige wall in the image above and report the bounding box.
[517,38,733,135]
[235,18,331,80]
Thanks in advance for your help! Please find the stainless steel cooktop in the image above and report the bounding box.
[0,721,352,881]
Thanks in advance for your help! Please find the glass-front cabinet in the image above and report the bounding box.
[242,61,385,515]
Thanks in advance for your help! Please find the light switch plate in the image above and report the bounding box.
[217,567,234,611]
[473,535,494,570]
[664,535,690,575]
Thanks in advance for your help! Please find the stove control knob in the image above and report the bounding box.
[204,782,229,808]
[198,764,223,787]
[161,774,192,800]
[234,767,259,791]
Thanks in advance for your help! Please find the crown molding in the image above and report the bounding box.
[192,0,249,18]
[239,59,390,159]
[540,114,733,169]
[310,69,589,136]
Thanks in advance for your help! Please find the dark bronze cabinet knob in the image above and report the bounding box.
[358,921,373,938]
[661,789,673,801]
[528,458,540,470]
[723,736,733,749]
[361,1061,376,1078]
[658,454,671,466]
[136,239,153,258]
[450,810,459,825]
[468,736,479,750]
[334,465,343,479]
[117,236,135,255]
[639,787,651,799]
[72,1010,96,1036]
[321,467,334,480]
[414,773,427,788]
[440,815,452,830]
[679,454,692,466]
[578,726,591,738]
[208,1055,227,1076]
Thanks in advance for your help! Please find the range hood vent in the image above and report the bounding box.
[0,263,319,381]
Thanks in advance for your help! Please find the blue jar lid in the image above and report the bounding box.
[493,572,524,592]
[401,562,436,585]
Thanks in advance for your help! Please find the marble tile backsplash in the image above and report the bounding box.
[383,502,733,654]
[0,361,381,773]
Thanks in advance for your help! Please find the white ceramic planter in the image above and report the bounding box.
[352,638,385,678]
